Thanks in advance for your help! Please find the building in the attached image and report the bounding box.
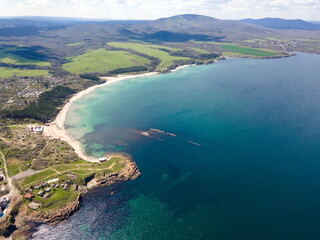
[29,126,44,133]
[28,202,40,210]
[24,193,35,200]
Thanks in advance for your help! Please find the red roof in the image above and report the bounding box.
[24,193,35,199]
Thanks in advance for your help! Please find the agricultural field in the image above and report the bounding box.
[0,67,49,78]
[186,47,209,54]
[62,49,151,74]
[220,44,280,57]
[108,42,190,68]
[0,45,51,66]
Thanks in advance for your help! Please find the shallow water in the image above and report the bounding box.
[34,53,320,240]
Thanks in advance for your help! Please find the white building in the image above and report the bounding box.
[29,126,44,133]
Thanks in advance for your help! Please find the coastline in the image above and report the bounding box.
[43,71,160,162]
[43,65,192,162]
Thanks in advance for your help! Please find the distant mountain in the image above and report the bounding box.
[130,14,272,42]
[240,18,320,31]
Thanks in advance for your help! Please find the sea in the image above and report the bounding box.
[33,53,320,240]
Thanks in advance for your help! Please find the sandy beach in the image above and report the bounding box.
[43,72,159,162]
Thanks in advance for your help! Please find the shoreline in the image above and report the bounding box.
[43,66,191,162]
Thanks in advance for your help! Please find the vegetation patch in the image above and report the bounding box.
[7,86,75,122]
[0,67,49,78]
[62,49,150,74]
[186,47,209,54]
[0,45,51,66]
[23,169,56,185]
[108,42,190,68]
[220,44,280,57]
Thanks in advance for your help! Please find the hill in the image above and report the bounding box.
[240,18,320,31]
[130,14,272,42]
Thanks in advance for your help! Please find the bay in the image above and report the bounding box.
[33,53,320,240]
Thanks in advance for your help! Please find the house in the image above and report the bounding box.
[28,202,40,210]
[37,191,44,196]
[45,187,51,192]
[24,193,35,200]
[29,126,44,133]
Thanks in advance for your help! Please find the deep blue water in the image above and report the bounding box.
[34,53,320,240]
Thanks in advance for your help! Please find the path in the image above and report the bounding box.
[31,141,49,166]
[0,150,19,199]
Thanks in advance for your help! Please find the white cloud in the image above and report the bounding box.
[6,0,320,20]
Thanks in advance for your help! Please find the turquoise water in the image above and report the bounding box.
[34,53,320,239]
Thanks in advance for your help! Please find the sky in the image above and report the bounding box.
[1,0,320,20]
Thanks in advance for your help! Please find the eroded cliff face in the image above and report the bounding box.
[86,156,141,191]
[9,156,141,239]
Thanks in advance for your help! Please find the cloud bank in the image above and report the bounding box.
[2,0,320,20]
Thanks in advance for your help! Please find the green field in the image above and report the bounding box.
[0,67,50,78]
[186,47,209,54]
[23,169,57,185]
[0,45,51,66]
[62,49,151,74]
[220,44,280,57]
[108,42,190,68]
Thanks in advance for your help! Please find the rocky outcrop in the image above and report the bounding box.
[80,155,141,194]
[21,195,81,225]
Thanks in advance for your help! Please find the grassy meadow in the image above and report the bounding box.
[0,67,50,78]
[62,49,150,74]
[220,44,280,57]
[0,45,51,66]
[108,42,190,68]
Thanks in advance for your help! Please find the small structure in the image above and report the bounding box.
[34,185,41,190]
[99,157,107,162]
[47,178,59,184]
[63,184,68,190]
[28,202,40,210]
[45,187,51,192]
[24,193,35,200]
[43,193,51,199]
[50,184,55,188]
[37,191,44,196]
[29,126,44,133]
[41,182,48,187]
[56,184,60,188]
